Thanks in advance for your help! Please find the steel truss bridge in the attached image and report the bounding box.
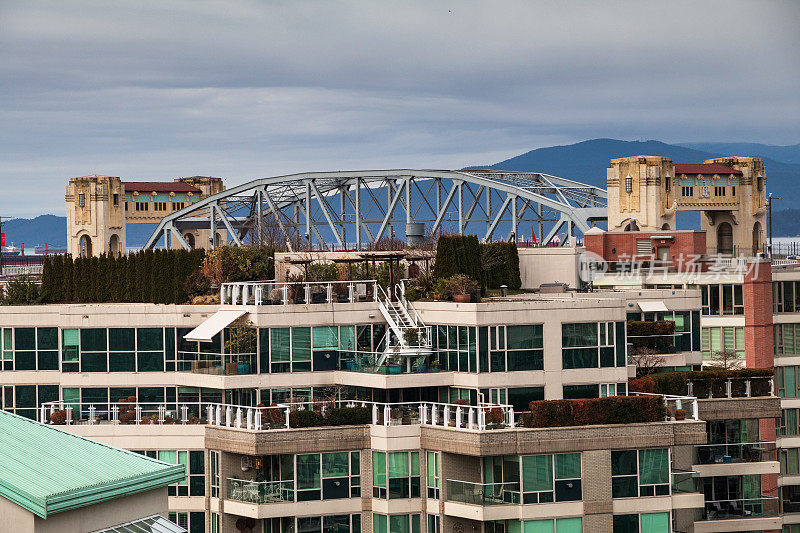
[143,170,607,251]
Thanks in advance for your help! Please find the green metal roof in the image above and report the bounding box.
[0,411,185,519]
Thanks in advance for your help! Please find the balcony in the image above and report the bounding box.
[446,480,519,506]
[227,478,294,504]
[702,497,779,520]
[694,442,776,465]
[177,351,257,375]
[784,499,800,514]
[41,399,515,432]
[338,351,442,375]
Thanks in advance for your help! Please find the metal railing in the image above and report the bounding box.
[176,351,257,375]
[702,497,779,520]
[338,351,443,374]
[694,442,776,464]
[221,280,379,306]
[446,480,519,505]
[671,469,699,494]
[630,392,699,420]
[227,478,294,503]
[687,377,774,398]
[40,399,515,431]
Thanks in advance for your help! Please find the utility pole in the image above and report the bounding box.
[768,193,782,257]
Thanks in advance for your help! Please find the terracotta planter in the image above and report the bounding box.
[453,294,470,303]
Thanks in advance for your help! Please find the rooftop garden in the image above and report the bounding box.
[629,368,774,398]
[519,395,668,428]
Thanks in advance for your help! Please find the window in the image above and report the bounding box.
[681,186,694,197]
[611,449,669,498]
[154,202,167,211]
[780,448,800,475]
[776,324,800,356]
[433,325,477,372]
[612,513,669,533]
[427,515,440,533]
[486,519,581,533]
[112,193,119,206]
[427,452,439,499]
[665,177,670,192]
[777,366,800,397]
[562,322,624,369]
[714,186,726,197]
[0,384,57,420]
[172,202,185,211]
[78,193,85,207]
[373,514,420,533]
[774,281,800,313]
[297,451,360,501]
[211,513,219,533]
[701,326,744,359]
[520,453,582,503]
[625,175,632,193]
[372,451,420,499]
[700,284,744,315]
[484,325,544,372]
[0,327,58,371]
[210,451,220,497]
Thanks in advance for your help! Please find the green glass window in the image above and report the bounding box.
[390,515,409,533]
[322,452,349,477]
[137,351,164,372]
[15,328,36,351]
[372,452,386,490]
[80,328,106,351]
[340,326,355,351]
[81,352,107,372]
[639,513,668,533]
[37,328,58,350]
[522,455,552,493]
[562,323,597,348]
[555,518,581,533]
[297,453,321,491]
[612,515,637,533]
[373,515,387,533]
[638,449,668,485]
[62,329,79,362]
[507,325,543,349]
[427,451,439,498]
[389,452,409,477]
[109,328,135,351]
[137,328,163,351]
[313,326,338,349]
[292,327,311,360]
[271,328,290,364]
[555,454,581,480]
[109,352,135,372]
[523,521,553,533]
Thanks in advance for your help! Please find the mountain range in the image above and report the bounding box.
[4,139,798,247]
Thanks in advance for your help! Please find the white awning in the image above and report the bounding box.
[637,301,669,312]
[183,308,247,342]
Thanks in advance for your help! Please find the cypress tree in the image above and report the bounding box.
[124,255,136,302]
[63,255,74,302]
[41,256,52,302]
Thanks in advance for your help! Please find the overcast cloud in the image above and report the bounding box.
[1,0,798,217]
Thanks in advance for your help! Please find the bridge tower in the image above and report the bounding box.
[606,156,676,232]
[66,175,126,257]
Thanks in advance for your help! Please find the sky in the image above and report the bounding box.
[1,0,799,217]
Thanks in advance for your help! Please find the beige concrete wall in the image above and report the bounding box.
[33,487,168,533]
[0,495,35,533]
[517,247,582,289]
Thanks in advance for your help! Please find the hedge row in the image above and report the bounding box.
[521,395,667,428]
[40,249,206,304]
[629,368,775,397]
[288,406,371,428]
[432,235,521,290]
[627,320,676,337]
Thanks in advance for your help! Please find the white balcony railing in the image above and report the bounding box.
[221,280,379,306]
[40,399,515,432]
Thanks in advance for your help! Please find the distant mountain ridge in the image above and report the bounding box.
[676,142,800,165]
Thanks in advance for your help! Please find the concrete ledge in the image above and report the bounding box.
[692,516,781,533]
[442,501,583,521]
[693,461,779,477]
[696,396,781,421]
[222,497,362,519]
[205,425,370,455]
[420,421,706,456]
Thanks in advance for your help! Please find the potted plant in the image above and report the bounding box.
[674,408,686,421]
[390,408,403,425]
[403,328,420,346]
[445,274,479,303]
[430,360,441,372]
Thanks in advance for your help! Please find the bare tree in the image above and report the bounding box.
[630,347,666,377]
[705,349,741,371]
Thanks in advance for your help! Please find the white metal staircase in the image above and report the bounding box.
[376,284,432,365]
